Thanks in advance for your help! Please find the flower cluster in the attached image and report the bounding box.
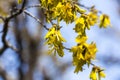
[41,0,111,80]
[44,25,66,57]
[41,0,86,23]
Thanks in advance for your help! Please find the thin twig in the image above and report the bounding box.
[6,41,19,52]
[24,4,41,10]
[73,1,102,14]
[90,63,95,66]
[64,47,71,51]
[24,10,49,30]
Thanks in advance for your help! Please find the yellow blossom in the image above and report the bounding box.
[88,12,98,26]
[74,17,85,34]
[18,0,22,4]
[75,4,86,14]
[75,35,88,43]
[90,67,97,80]
[99,71,106,78]
[99,14,110,28]
[90,67,106,80]
[44,25,66,57]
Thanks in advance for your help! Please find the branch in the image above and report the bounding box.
[24,4,41,10]
[78,3,102,14]
[0,66,7,80]
[64,47,71,51]
[0,16,4,22]
[0,0,27,55]
[7,0,26,20]
[72,1,102,14]
[24,10,49,30]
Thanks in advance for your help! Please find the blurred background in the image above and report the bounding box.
[0,0,120,80]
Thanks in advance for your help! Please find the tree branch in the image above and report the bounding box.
[0,66,7,80]
[0,0,27,55]
[24,4,41,10]
[24,10,49,30]
[0,16,4,22]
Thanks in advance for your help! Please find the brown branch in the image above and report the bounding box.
[0,16,4,22]
[0,0,27,55]
[0,65,7,80]
[0,69,7,80]
[7,0,26,20]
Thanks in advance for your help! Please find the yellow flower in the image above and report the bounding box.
[75,35,88,43]
[99,71,106,78]
[81,14,91,30]
[99,14,110,28]
[90,66,106,80]
[18,0,22,4]
[45,27,55,39]
[74,59,86,73]
[75,4,86,14]
[63,2,76,23]
[71,45,85,60]
[88,12,98,26]
[55,2,64,17]
[74,17,85,34]
[48,0,53,4]
[44,25,66,57]
[56,31,66,42]
[87,42,97,59]
[90,67,97,80]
